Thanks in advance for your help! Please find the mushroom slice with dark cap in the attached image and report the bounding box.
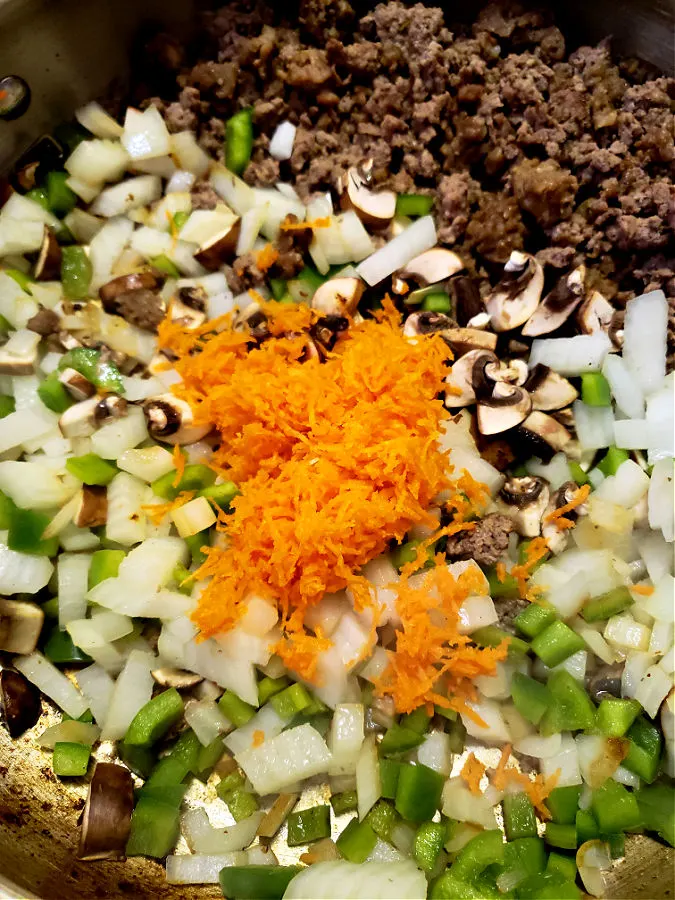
[194,220,241,271]
[499,475,550,537]
[587,663,624,704]
[476,383,532,436]
[486,251,544,332]
[339,165,396,230]
[445,349,498,408]
[0,598,44,655]
[482,358,529,389]
[143,393,210,445]
[170,286,208,331]
[521,265,586,337]
[311,277,364,317]
[517,410,572,458]
[399,248,464,286]
[34,226,61,281]
[0,341,38,375]
[543,480,585,553]
[151,667,203,689]
[403,310,454,338]
[440,327,498,355]
[0,669,42,738]
[74,485,108,529]
[450,276,484,327]
[577,290,615,336]
[78,762,134,860]
[525,364,578,411]
[58,366,96,401]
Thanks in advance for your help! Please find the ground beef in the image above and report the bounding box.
[26,306,60,336]
[139,0,675,349]
[191,180,219,210]
[444,513,515,568]
[110,289,165,333]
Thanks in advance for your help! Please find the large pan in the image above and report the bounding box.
[0,0,673,897]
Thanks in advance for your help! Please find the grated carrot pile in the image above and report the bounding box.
[492,744,560,819]
[545,483,590,531]
[159,300,504,704]
[460,752,487,796]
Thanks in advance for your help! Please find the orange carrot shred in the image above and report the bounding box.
[143,491,195,526]
[280,216,331,231]
[491,744,560,818]
[460,752,486,795]
[172,445,187,489]
[496,562,507,584]
[545,483,590,529]
[631,583,655,596]
[252,729,265,748]
[510,537,549,599]
[254,243,280,273]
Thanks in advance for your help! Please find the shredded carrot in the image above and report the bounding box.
[496,562,507,584]
[460,752,486,796]
[172,445,187,489]
[491,744,560,818]
[510,537,549,600]
[254,243,280,273]
[631,583,655,596]
[252,729,265,748]
[545,483,590,530]
[280,216,330,231]
[167,209,179,240]
[143,491,195,526]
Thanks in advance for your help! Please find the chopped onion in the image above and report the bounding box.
[105,472,148,547]
[210,164,256,214]
[57,552,92,628]
[542,733,581,785]
[170,131,211,177]
[646,378,674,463]
[574,620,616,666]
[235,723,332,795]
[181,807,263,854]
[648,458,675,543]
[89,216,134,290]
[576,734,626,788]
[225,704,286,756]
[75,664,115,725]
[441,778,497,828]
[574,400,614,450]
[0,461,79,510]
[604,614,651,652]
[357,646,390,685]
[167,169,196,194]
[121,106,171,160]
[621,651,655,699]
[76,102,123,139]
[101,649,154,741]
[416,730,452,775]
[639,573,675,624]
[118,537,188,592]
[622,290,668,397]
[460,699,510,744]
[602,353,645,419]
[189,638,258,705]
[446,446,504,496]
[613,765,641,788]
[0,409,59,455]
[166,852,247,885]
[171,496,217,538]
[595,459,650,510]
[90,175,162,218]
[457,594,498,634]
[283,860,427,900]
[365,838,405,864]
[179,208,238,245]
[356,734,381,820]
[236,204,268,256]
[476,661,512,700]
[38,719,100,749]
[634,664,671,718]
[184,699,232,746]
[526,452,572,490]
[529,333,611,376]
[514,733,562,759]
[637,530,673,583]
[14,651,88,718]
[577,840,612,898]
[356,216,436,286]
[613,418,649,451]
[65,139,129,185]
[269,121,297,161]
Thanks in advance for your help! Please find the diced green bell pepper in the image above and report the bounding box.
[8,507,58,556]
[150,254,180,278]
[61,246,92,300]
[502,836,546,879]
[591,780,642,833]
[539,670,596,735]
[544,823,577,850]
[401,706,432,734]
[379,723,425,756]
[270,683,311,719]
[192,736,226,782]
[46,170,77,216]
[531,621,585,667]
[486,566,520,600]
[119,741,156,779]
[219,866,303,900]
[516,873,581,899]
[269,278,287,301]
[217,768,245,797]
[623,715,663,783]
[26,187,50,211]
[414,821,446,872]
[199,480,239,510]
[581,586,634,622]
[152,464,217,501]
[126,794,182,858]
[597,446,629,477]
[636,784,675,847]
[379,757,402,800]
[330,790,358,815]
[143,729,201,789]
[581,373,612,407]
[546,785,582,825]
[364,799,397,841]
[125,689,184,748]
[503,792,537,841]
[222,787,259,822]
[66,453,118,486]
[605,832,626,858]
[511,672,552,726]
[546,851,577,882]
[257,674,289,706]
[514,604,557,639]
[225,108,254,175]
[395,762,444,822]
[596,698,642,738]
[4,269,33,293]
[58,347,124,394]
[0,490,16,530]
[431,873,500,899]
[452,829,505,881]
[88,548,125,588]
[336,817,377,863]
[43,626,92,664]
[53,741,90,777]
[575,808,599,844]
[185,529,210,566]
[218,690,256,727]
[568,461,590,486]
[0,395,15,418]
[286,805,331,846]
[472,625,529,657]
[395,194,434,218]
[37,373,73,414]
[172,210,190,232]
[422,293,452,314]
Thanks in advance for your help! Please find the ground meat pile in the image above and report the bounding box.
[133,0,675,363]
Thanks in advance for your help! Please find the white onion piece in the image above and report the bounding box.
[460,699,510,744]
[167,169,196,194]
[76,102,122,138]
[441,778,497,828]
[105,472,148,546]
[542,733,581,785]
[648,620,672,655]
[530,332,611,375]
[526,452,572,490]
[0,271,40,327]
[545,570,590,620]
[621,651,655,699]
[613,765,641,788]
[623,290,668,397]
[184,699,232,746]
[88,215,134,290]
[328,703,365,776]
[457,594,498,634]
[122,106,171,160]
[574,401,614,450]
[75,664,115,725]
[65,176,101,204]
[648,458,675,543]
[235,723,332,795]
[366,838,405,864]
[416,730,452,776]
[236,204,268,255]
[604,615,651,651]
[3,328,39,358]
[514,733,562,759]
[225,704,286,756]
[101,649,154,740]
[446,446,504,496]
[574,621,616,665]
[0,461,79,510]
[576,734,625,788]
[613,418,649,451]
[59,524,100,553]
[0,409,58,455]
[637,530,674,582]
[357,646,390,685]
[602,353,645,419]
[57,552,92,628]
[189,638,258,705]
[475,661,512,699]
[181,807,263,854]
[90,175,162,217]
[577,840,612,898]
[166,852,247,885]
[14,652,88,718]
[356,216,436,286]
[640,574,675,623]
[65,139,128,184]
[269,121,297,160]
[646,378,675,463]
[283,860,427,900]
[179,208,238,245]
[635,664,671,718]
[38,720,100,749]
[171,131,211,177]
[210,164,256,214]
[595,459,650,509]
[356,734,381,820]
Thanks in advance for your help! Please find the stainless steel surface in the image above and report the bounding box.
[0,0,673,896]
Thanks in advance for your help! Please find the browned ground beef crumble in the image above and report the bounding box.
[129,0,675,363]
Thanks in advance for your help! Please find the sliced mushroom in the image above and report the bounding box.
[170,292,207,331]
[445,349,497,408]
[34,226,61,281]
[59,395,115,439]
[466,311,491,330]
[525,365,578,411]
[476,383,532,436]
[522,265,586,337]
[441,327,498,355]
[486,252,544,332]
[403,311,454,338]
[310,315,349,353]
[483,358,529,389]
[450,276,484,327]
[339,166,396,230]
[99,270,162,307]
[95,395,128,421]
[151,667,203,689]
[74,485,108,529]
[58,366,96,401]
[194,220,241,271]
[0,669,42,738]
[586,663,624,703]
[399,248,464,286]
[0,598,44,655]
[499,476,550,537]
[79,762,134,861]
[143,393,211,445]
[0,342,38,376]
[577,290,614,336]
[542,480,585,554]
[517,410,572,460]
[311,277,364,317]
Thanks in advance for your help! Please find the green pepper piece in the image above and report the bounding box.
[434,704,458,722]
[576,808,600,844]
[379,758,402,800]
[597,446,629,477]
[486,565,520,600]
[591,780,642,833]
[219,866,303,900]
[511,672,552,726]
[269,278,287,301]
[546,851,577,882]
[8,507,59,556]
[43,626,92,664]
[636,784,675,847]
[192,736,226,782]
[568,460,590,486]
[395,194,434,218]
[514,604,557,639]
[452,829,505,880]
[150,254,181,278]
[544,822,577,850]
[623,716,663,783]
[61,246,92,300]
[59,347,124,394]
[257,674,289,706]
[217,768,245,797]
[364,799,397,841]
[330,790,358,815]
[401,706,432,734]
[218,690,256,727]
[546,785,582,825]
[185,529,210,567]
[4,268,33,293]
[540,670,596,736]
[447,717,467,754]
[46,170,77,216]
[270,683,312,719]
[390,538,435,572]
[126,794,182,858]
[581,373,612,407]
[0,395,15,418]
[413,821,446,873]
[430,873,500,899]
[379,722,425,756]
[199,480,240,510]
[119,741,156,779]
[502,836,546,879]
[125,689,184,748]
[53,741,90,777]
[503,792,537,841]
[88,548,125,589]
[144,729,201,789]
[172,562,193,595]
[581,586,634,623]
[286,805,331,846]
[37,372,73,414]
[531,620,585,667]
[66,453,118,486]
[0,490,17,530]
[605,832,626,858]
[596,698,642,738]
[40,596,59,619]
[152,463,217,501]
[172,210,190,232]
[26,187,50,211]
[395,762,444,822]
[225,108,254,175]
[336,817,377,863]
[287,265,326,304]
[53,121,89,153]
[222,787,259,822]
[516,873,581,899]
[472,625,529,657]
[422,292,452,314]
